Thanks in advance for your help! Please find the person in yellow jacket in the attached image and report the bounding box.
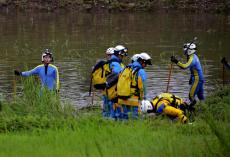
[140,93,188,124]
[117,52,152,119]
[102,47,115,117]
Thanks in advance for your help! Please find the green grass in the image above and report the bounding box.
[0,120,220,157]
[0,117,225,157]
[0,78,229,156]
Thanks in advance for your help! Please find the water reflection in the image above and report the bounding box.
[0,11,229,107]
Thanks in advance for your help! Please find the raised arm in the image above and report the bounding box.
[177,55,194,69]
[21,65,42,77]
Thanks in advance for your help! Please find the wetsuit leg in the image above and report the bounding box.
[197,81,205,100]
[102,95,108,117]
[131,106,139,119]
[163,106,188,123]
[122,105,130,120]
[189,77,199,101]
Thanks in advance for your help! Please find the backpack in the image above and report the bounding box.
[117,66,141,99]
[105,73,119,102]
[153,93,184,108]
[91,60,111,90]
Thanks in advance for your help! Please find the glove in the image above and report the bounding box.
[171,56,178,64]
[188,99,196,112]
[188,105,195,112]
[14,70,21,76]
[221,57,227,64]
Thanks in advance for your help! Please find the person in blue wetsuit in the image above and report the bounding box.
[102,47,115,117]
[109,45,127,74]
[171,43,204,108]
[14,49,60,92]
[132,53,150,100]
[108,45,127,119]
[118,52,152,119]
[221,57,230,69]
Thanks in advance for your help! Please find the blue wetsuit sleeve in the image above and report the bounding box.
[54,67,60,90]
[21,66,40,77]
[49,64,60,91]
[227,63,230,69]
[110,62,123,74]
[138,69,147,99]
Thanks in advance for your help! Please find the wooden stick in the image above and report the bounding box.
[13,76,16,98]
[91,87,95,105]
[222,63,225,87]
[89,75,93,96]
[166,63,173,93]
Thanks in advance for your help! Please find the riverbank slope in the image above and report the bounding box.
[0,0,229,13]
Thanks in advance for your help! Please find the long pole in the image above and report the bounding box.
[222,63,225,87]
[89,75,93,96]
[13,76,16,98]
[91,87,94,105]
[88,74,94,105]
[166,63,173,93]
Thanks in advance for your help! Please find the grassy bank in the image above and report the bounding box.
[0,0,229,13]
[0,78,229,156]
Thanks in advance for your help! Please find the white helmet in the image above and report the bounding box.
[183,43,197,55]
[114,45,128,56]
[42,49,53,62]
[139,52,152,65]
[106,47,115,55]
[131,54,141,62]
[141,100,153,113]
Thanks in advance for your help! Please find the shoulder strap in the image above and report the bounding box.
[153,95,171,109]
[170,94,182,107]
[171,94,176,106]
[133,67,141,75]
[119,65,131,73]
[92,60,107,73]
[131,67,141,87]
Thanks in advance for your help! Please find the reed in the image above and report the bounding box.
[0,79,229,156]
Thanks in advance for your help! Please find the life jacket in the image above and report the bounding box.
[117,66,141,100]
[91,60,112,90]
[152,93,184,109]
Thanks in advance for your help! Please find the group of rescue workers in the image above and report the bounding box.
[14,43,230,124]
